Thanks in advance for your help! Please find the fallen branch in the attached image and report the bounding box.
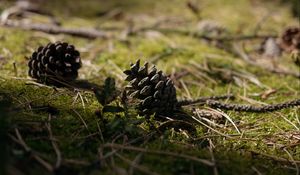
[2,20,110,39]
[193,33,278,42]
[132,25,277,41]
[178,94,234,106]
[205,99,300,112]
[0,6,109,39]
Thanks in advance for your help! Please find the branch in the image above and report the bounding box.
[178,94,235,106]
[2,20,110,39]
[133,26,277,41]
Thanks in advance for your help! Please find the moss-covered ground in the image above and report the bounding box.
[0,0,299,174]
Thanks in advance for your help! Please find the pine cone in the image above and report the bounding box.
[291,51,300,66]
[124,60,177,116]
[279,27,300,53]
[28,42,82,85]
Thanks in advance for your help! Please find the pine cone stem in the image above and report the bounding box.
[205,99,300,112]
[177,94,234,107]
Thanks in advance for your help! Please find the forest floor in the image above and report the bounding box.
[0,0,299,175]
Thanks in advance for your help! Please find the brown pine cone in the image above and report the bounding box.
[28,42,82,85]
[124,60,177,116]
[279,26,300,53]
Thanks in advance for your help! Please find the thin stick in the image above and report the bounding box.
[103,143,214,166]
[129,153,143,175]
[13,62,18,77]
[133,26,277,41]
[192,113,233,138]
[72,109,90,133]
[208,140,219,175]
[77,91,86,111]
[178,94,234,106]
[194,33,278,42]
[274,112,299,130]
[115,153,159,175]
[206,107,241,134]
[2,20,109,39]
[46,114,62,170]
[100,132,156,161]
[205,99,300,112]
[10,128,54,172]
[283,148,299,174]
[251,150,300,164]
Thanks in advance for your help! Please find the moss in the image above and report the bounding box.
[0,0,299,174]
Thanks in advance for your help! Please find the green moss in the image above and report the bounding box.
[0,0,299,174]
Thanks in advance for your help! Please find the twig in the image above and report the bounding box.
[115,153,159,175]
[251,150,300,164]
[129,153,143,175]
[155,28,277,41]
[128,20,276,41]
[13,62,18,77]
[2,20,109,39]
[194,33,278,41]
[274,112,299,130]
[77,91,86,111]
[45,114,62,170]
[157,120,196,134]
[96,120,105,143]
[72,109,91,133]
[100,132,156,163]
[205,99,300,112]
[0,5,107,39]
[171,70,190,80]
[103,143,214,166]
[9,128,54,172]
[63,159,89,166]
[266,66,300,78]
[283,148,299,175]
[192,112,234,138]
[208,140,218,175]
[251,166,263,175]
[205,107,241,134]
[178,94,234,106]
